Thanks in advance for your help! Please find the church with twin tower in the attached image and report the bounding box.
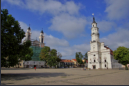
[88,16,114,69]
[23,26,45,48]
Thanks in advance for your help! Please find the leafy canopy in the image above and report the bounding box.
[24,47,33,61]
[113,46,129,66]
[76,52,84,65]
[39,46,50,61]
[1,9,32,67]
[84,52,88,60]
[39,46,62,67]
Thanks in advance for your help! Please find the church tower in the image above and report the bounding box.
[39,29,44,48]
[26,26,31,41]
[91,17,99,42]
[88,15,101,69]
[87,14,122,69]
[90,16,100,52]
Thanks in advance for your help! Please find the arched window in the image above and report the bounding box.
[94,60,96,62]
[93,25,94,27]
[105,60,106,62]
[105,64,106,67]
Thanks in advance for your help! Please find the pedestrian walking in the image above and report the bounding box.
[34,66,36,71]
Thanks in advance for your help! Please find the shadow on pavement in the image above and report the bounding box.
[1,83,14,85]
[1,72,68,81]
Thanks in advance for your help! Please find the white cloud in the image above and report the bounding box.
[4,0,87,39]
[19,21,29,43]
[44,34,69,48]
[19,21,28,32]
[98,20,116,32]
[105,0,129,20]
[4,0,25,7]
[100,28,129,50]
[60,43,90,57]
[4,0,81,15]
[49,14,87,39]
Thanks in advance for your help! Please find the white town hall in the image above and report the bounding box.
[88,16,122,69]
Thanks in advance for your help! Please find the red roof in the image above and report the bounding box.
[104,46,113,55]
[72,59,77,61]
[60,59,73,62]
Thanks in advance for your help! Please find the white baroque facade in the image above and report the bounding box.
[88,16,122,69]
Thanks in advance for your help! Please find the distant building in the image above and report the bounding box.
[59,59,74,68]
[87,16,122,69]
[22,26,45,68]
[24,61,45,68]
[14,60,24,68]
[82,59,88,68]
[71,59,77,67]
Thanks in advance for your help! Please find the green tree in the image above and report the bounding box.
[50,49,57,56]
[39,46,50,61]
[76,52,84,66]
[57,52,62,58]
[57,52,62,62]
[24,47,33,61]
[40,47,61,67]
[84,52,88,60]
[113,46,129,70]
[48,49,61,67]
[1,9,31,67]
[47,56,58,67]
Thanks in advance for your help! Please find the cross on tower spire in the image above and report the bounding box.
[41,28,44,33]
[92,13,96,23]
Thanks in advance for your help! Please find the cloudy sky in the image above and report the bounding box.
[2,0,129,59]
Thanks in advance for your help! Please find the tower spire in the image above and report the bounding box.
[92,13,96,23]
[28,24,31,30]
[41,28,44,33]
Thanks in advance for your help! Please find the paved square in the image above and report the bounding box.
[1,68,129,85]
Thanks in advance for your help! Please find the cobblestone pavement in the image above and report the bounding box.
[1,68,129,85]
